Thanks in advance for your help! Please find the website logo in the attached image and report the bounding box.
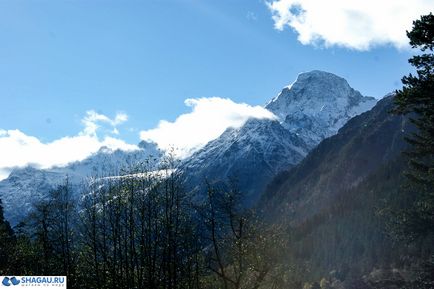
[2,277,20,286]
[0,276,66,288]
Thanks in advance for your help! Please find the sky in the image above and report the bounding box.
[0,0,432,179]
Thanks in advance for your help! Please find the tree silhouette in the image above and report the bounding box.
[393,13,434,239]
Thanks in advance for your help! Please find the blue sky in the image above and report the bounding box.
[0,0,431,179]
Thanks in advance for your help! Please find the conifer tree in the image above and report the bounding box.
[393,13,434,238]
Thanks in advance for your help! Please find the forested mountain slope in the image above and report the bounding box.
[260,95,434,287]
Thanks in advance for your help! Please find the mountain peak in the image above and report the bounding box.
[293,70,351,90]
[297,69,345,80]
[265,70,376,148]
[268,70,357,107]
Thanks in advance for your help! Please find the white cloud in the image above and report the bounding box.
[140,97,276,158]
[0,99,276,180]
[267,0,434,50]
[0,111,137,181]
[81,110,128,136]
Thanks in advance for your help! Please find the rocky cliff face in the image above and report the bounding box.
[266,70,376,148]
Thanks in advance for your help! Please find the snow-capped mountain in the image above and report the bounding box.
[0,141,160,225]
[181,118,308,206]
[180,70,377,204]
[266,70,376,148]
[0,70,377,224]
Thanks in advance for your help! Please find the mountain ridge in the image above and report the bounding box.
[255,94,432,286]
[261,93,410,223]
[180,70,377,204]
[0,141,160,225]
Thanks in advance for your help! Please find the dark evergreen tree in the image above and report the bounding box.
[393,13,434,239]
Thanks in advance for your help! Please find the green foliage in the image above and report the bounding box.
[393,13,434,240]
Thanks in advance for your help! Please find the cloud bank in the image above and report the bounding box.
[140,97,276,158]
[0,99,277,180]
[0,111,137,180]
[267,0,434,50]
